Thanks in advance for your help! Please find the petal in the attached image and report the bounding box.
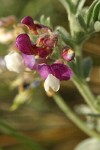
[22,53,36,70]
[21,16,39,34]
[44,74,60,92]
[37,47,52,58]
[21,16,34,27]
[4,52,25,73]
[51,63,73,80]
[37,63,52,79]
[16,34,36,55]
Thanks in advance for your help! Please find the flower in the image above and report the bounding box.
[38,63,73,80]
[0,28,13,44]
[16,33,37,55]
[62,46,75,62]
[21,16,51,35]
[44,74,60,94]
[38,63,73,94]
[37,32,58,48]
[4,52,25,73]
[16,33,53,58]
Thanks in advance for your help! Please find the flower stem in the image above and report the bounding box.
[53,93,100,139]
[72,76,99,113]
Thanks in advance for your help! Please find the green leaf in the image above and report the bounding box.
[83,57,93,79]
[92,1,100,22]
[75,138,100,150]
[77,14,87,32]
[76,0,86,11]
[55,26,74,47]
[94,21,100,32]
[59,0,76,14]
[0,120,46,150]
[86,0,99,27]
[40,15,52,27]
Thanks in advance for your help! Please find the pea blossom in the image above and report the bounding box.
[4,52,25,73]
[4,16,74,95]
[38,63,73,94]
[21,16,52,35]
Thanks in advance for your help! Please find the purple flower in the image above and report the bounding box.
[16,33,53,58]
[16,34,37,55]
[21,16,38,34]
[37,32,58,48]
[21,16,52,35]
[37,63,73,80]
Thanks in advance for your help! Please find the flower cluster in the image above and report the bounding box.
[4,16,75,96]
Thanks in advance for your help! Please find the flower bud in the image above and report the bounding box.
[62,47,75,62]
[4,52,25,73]
[37,32,58,48]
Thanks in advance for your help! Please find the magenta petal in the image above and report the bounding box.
[21,16,34,27]
[16,34,34,55]
[22,53,36,70]
[37,63,52,79]
[51,63,73,80]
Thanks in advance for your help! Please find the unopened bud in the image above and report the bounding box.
[62,47,75,62]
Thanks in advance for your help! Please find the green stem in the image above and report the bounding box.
[53,93,100,139]
[72,76,99,113]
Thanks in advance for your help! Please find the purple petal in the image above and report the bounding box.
[22,53,36,70]
[51,63,73,80]
[37,63,52,79]
[21,16,34,27]
[16,34,35,55]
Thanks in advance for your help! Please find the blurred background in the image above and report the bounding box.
[0,0,100,150]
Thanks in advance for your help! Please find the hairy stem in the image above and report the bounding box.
[53,93,100,138]
[72,76,99,113]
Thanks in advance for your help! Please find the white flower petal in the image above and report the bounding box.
[4,52,25,73]
[44,74,60,92]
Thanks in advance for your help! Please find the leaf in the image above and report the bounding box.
[86,0,99,27]
[59,0,75,14]
[40,15,52,27]
[77,14,87,32]
[55,26,74,47]
[76,0,86,11]
[83,57,93,79]
[94,21,100,32]
[92,1,100,22]
[75,138,100,150]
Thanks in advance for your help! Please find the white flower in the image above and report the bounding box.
[44,74,60,93]
[0,28,13,44]
[4,52,25,73]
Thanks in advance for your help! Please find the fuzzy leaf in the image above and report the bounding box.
[55,26,74,47]
[77,14,87,31]
[92,1,100,22]
[94,21,100,32]
[40,15,52,27]
[83,57,93,79]
[59,0,76,14]
[76,0,86,11]
[86,0,99,27]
